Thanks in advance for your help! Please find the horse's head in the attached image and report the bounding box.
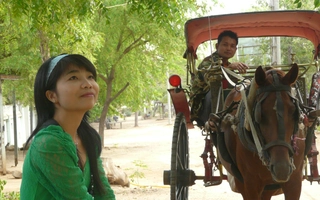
[250,64,301,183]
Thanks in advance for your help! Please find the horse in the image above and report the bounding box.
[217,64,307,200]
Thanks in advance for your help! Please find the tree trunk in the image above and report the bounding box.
[38,30,50,62]
[98,118,105,147]
[99,100,110,147]
[134,112,138,127]
[103,157,130,187]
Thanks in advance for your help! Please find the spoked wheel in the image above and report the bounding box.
[170,112,190,200]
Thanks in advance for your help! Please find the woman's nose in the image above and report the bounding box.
[82,79,93,88]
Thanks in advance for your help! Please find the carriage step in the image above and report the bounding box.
[204,180,223,187]
[164,170,227,186]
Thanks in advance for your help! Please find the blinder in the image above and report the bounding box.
[252,71,301,158]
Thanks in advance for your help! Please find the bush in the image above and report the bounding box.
[0,179,20,200]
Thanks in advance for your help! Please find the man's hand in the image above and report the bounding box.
[228,62,249,73]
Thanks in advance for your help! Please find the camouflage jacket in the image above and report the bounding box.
[190,51,233,124]
[190,51,221,97]
[198,51,221,70]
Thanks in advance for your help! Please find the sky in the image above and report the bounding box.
[201,0,260,15]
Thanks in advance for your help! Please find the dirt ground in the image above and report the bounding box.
[1,116,320,200]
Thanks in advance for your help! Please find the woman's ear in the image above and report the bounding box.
[45,90,57,103]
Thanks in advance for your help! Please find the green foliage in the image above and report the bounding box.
[282,0,316,9]
[92,0,194,118]
[10,0,98,26]
[0,179,20,200]
[1,0,104,107]
[127,0,205,33]
[126,160,148,184]
[294,0,320,8]
[0,0,215,129]
[0,179,5,196]
[294,0,302,8]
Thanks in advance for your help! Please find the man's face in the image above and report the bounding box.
[216,36,237,59]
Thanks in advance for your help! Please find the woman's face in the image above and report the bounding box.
[48,64,99,113]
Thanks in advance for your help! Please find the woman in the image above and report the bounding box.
[20,54,116,199]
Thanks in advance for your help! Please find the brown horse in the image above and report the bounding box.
[218,64,306,200]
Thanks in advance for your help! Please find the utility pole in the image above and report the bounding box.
[270,0,281,65]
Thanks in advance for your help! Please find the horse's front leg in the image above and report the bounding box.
[241,179,265,200]
[261,189,281,200]
[281,173,302,200]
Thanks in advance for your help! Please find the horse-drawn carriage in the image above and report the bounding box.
[163,10,320,200]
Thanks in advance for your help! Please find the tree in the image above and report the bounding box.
[294,0,320,9]
[92,0,210,143]
[0,1,39,105]
[1,0,106,105]
[1,0,216,146]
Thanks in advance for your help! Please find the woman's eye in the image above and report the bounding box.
[88,75,95,79]
[69,76,77,80]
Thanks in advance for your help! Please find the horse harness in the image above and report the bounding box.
[240,71,302,168]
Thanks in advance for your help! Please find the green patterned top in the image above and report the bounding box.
[20,125,115,200]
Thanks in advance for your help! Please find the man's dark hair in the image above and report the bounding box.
[218,30,238,45]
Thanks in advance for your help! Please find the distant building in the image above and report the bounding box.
[0,104,35,174]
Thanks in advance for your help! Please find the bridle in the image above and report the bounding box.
[252,70,300,168]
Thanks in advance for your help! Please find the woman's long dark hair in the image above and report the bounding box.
[26,54,105,194]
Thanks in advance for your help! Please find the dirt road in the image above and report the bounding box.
[1,116,320,199]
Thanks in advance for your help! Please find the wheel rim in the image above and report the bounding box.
[170,112,189,200]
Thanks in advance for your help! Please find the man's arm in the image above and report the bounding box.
[228,62,249,73]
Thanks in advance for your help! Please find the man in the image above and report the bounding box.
[190,30,248,127]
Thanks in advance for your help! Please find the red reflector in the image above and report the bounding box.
[169,75,181,87]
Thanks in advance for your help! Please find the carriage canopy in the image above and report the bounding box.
[184,10,320,59]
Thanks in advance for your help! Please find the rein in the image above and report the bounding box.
[221,66,267,163]
[239,85,267,164]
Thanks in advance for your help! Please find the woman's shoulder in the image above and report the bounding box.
[37,125,67,138]
[32,125,73,151]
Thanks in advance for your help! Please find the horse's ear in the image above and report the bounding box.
[254,66,266,86]
[282,63,299,85]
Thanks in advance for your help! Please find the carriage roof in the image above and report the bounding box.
[184,10,320,59]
